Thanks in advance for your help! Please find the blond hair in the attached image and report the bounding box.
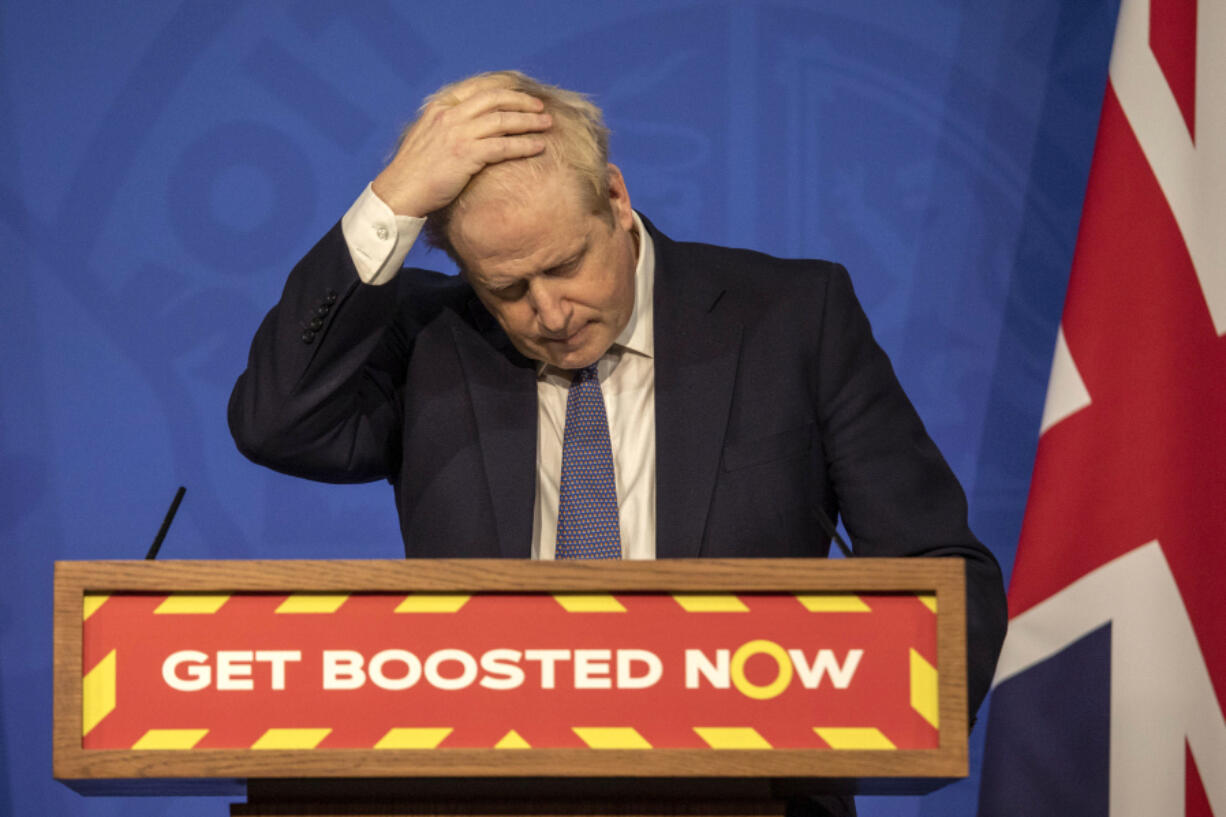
[412,71,612,261]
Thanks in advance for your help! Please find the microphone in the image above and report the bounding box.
[815,507,853,558]
[145,486,186,560]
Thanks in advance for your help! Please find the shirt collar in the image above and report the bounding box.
[614,210,655,358]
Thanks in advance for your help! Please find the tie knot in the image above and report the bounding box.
[574,364,599,384]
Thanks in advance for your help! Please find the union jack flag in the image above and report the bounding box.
[979,0,1226,814]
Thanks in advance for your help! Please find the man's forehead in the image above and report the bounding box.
[460,217,593,286]
[451,173,593,270]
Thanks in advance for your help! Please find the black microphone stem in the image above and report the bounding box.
[146,486,186,560]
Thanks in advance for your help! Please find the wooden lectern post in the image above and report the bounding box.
[54,558,968,816]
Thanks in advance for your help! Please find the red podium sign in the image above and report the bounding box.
[55,559,969,794]
[82,590,939,752]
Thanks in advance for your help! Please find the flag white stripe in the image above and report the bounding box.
[1110,0,1226,335]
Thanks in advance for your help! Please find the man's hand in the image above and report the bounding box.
[372,76,552,217]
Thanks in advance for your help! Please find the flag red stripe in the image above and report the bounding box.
[1148,0,1198,141]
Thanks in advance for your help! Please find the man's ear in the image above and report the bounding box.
[606,164,634,231]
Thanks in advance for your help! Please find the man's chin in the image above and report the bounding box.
[544,348,601,371]
[531,329,610,371]
[537,341,607,372]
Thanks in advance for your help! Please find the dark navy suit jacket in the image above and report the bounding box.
[229,214,1007,722]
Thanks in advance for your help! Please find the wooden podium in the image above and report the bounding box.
[54,558,968,815]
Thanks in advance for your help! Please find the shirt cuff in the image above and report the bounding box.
[340,182,425,285]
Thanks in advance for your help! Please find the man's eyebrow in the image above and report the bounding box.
[544,246,587,274]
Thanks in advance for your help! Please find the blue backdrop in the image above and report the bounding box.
[0,1,1119,814]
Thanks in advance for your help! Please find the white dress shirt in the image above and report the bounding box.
[340,184,658,559]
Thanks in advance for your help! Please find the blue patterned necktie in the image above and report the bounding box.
[555,364,622,559]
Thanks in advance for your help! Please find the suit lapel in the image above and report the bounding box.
[649,222,742,558]
[451,301,538,559]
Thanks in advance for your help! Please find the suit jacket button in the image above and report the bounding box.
[302,330,316,344]
[316,304,331,316]
[324,292,337,304]
[309,316,324,330]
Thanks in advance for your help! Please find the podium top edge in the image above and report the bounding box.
[53,558,963,594]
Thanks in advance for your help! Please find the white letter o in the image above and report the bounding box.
[368,649,422,690]
[425,649,478,690]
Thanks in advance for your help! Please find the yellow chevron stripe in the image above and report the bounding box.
[796,594,871,612]
[275,595,348,613]
[251,728,331,749]
[82,649,117,736]
[573,727,652,749]
[910,648,939,728]
[552,594,626,612]
[672,594,749,612]
[154,594,230,614]
[693,727,772,749]
[917,593,937,614]
[83,594,109,620]
[394,594,471,613]
[814,727,896,750]
[494,729,531,749]
[132,729,208,749]
[375,728,453,749]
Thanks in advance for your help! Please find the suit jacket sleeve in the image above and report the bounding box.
[814,265,1007,717]
[228,222,414,483]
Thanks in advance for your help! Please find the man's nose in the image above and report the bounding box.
[532,282,571,335]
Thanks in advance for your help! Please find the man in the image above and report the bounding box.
[229,71,1007,813]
